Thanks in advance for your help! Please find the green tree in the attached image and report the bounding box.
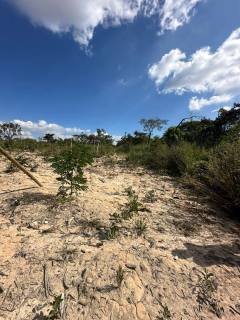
[50,146,93,198]
[139,118,168,144]
[163,126,183,146]
[42,133,56,143]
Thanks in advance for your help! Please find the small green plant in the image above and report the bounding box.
[144,190,157,203]
[106,224,119,240]
[157,304,172,320]
[47,295,63,320]
[194,269,224,317]
[116,266,124,288]
[124,186,136,197]
[128,194,144,212]
[135,218,147,236]
[113,190,148,222]
[50,146,93,198]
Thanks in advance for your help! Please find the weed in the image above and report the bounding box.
[144,190,158,203]
[106,224,119,240]
[128,194,144,212]
[112,190,149,223]
[135,218,147,236]
[47,295,63,320]
[194,269,224,317]
[116,266,124,288]
[124,186,136,197]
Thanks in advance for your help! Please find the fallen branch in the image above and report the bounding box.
[0,147,42,187]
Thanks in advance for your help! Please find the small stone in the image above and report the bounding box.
[78,298,89,306]
[140,262,149,273]
[40,225,54,234]
[27,221,39,230]
[86,277,93,284]
[125,263,137,270]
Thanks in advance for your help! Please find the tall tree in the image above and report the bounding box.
[0,122,22,141]
[139,118,168,144]
[42,133,56,143]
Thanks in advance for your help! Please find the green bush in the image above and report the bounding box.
[201,140,240,213]
[126,141,207,176]
[165,142,207,176]
[125,144,150,165]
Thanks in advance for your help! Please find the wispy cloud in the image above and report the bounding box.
[9,0,203,46]
[160,0,202,33]
[149,28,240,110]
[117,78,128,87]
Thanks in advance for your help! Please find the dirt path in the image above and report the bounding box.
[0,154,240,320]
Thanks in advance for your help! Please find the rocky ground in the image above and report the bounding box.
[0,152,240,320]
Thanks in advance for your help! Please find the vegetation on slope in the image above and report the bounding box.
[0,103,239,215]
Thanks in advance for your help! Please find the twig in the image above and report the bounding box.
[43,263,50,298]
[1,284,12,306]
[230,305,240,316]
[60,292,65,319]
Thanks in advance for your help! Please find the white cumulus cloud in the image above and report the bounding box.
[149,28,240,110]
[189,95,232,111]
[9,0,203,46]
[12,119,90,139]
[2,119,121,143]
[211,106,232,113]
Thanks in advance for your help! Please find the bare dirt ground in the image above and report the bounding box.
[0,153,240,320]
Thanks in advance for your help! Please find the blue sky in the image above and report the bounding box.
[0,0,240,138]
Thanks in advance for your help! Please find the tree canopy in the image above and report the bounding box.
[0,122,22,141]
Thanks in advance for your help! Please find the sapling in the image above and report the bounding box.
[50,146,93,198]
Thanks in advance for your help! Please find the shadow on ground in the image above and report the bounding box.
[6,192,56,207]
[172,241,240,267]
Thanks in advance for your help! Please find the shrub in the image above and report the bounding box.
[193,269,223,317]
[129,141,207,176]
[106,224,119,240]
[144,190,157,203]
[164,142,207,176]
[50,146,93,198]
[125,144,150,166]
[201,140,240,214]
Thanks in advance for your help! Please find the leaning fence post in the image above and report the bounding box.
[0,146,43,187]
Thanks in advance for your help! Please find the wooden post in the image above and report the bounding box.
[0,146,43,187]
